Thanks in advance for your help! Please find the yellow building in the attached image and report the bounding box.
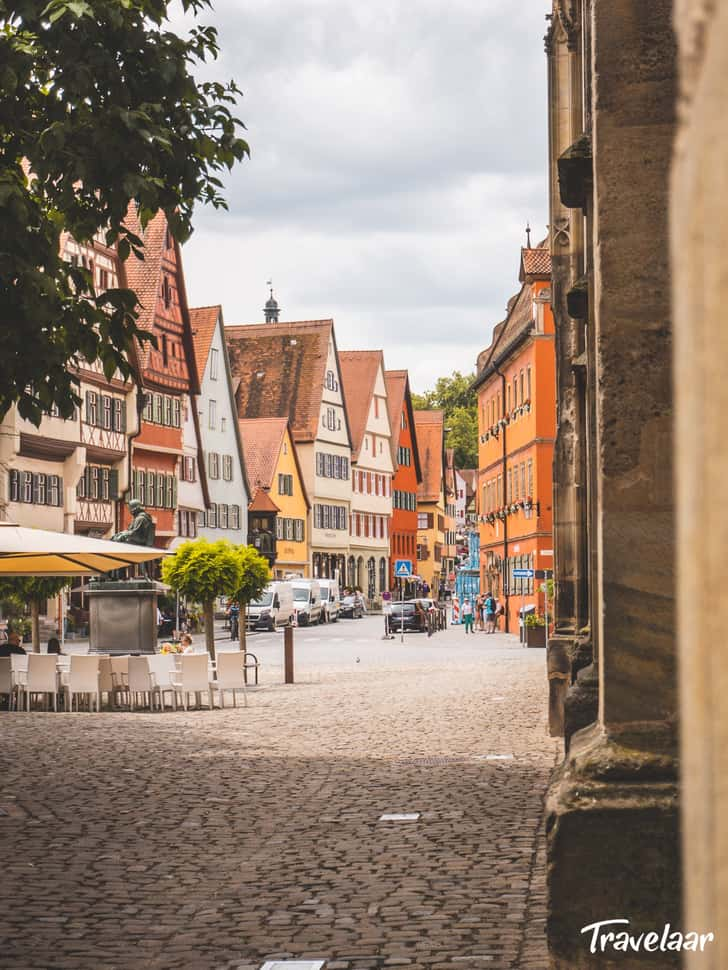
[414,410,447,595]
[238,418,310,578]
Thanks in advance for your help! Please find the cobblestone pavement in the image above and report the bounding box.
[0,618,560,970]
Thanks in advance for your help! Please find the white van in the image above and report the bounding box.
[317,578,340,622]
[246,582,295,631]
[291,579,323,626]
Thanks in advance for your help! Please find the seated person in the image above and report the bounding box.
[0,632,26,656]
[46,637,62,655]
[180,634,195,654]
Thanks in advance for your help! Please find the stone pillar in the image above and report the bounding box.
[546,4,593,738]
[672,1,728,964]
[87,580,161,655]
[546,2,681,966]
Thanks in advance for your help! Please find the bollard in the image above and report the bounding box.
[284,624,294,684]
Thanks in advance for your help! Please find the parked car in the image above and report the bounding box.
[388,601,428,633]
[318,578,341,623]
[246,582,295,631]
[340,593,363,619]
[291,579,323,626]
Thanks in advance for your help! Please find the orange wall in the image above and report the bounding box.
[476,280,556,633]
[390,402,419,582]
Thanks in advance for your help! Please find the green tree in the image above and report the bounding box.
[412,371,479,469]
[232,545,271,655]
[0,0,249,425]
[161,539,241,659]
[0,576,70,652]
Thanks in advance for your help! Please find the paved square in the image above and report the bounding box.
[0,618,559,970]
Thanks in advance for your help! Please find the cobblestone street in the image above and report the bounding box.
[0,619,560,970]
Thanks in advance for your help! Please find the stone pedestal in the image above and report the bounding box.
[87,580,162,655]
[547,723,680,969]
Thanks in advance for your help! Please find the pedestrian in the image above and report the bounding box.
[484,592,497,633]
[462,597,474,634]
[180,634,195,654]
[494,598,505,632]
[228,602,240,640]
[46,637,62,655]
[0,632,26,657]
[475,594,485,631]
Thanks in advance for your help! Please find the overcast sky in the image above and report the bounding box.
[179,0,550,395]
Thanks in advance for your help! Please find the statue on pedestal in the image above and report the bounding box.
[108,499,156,580]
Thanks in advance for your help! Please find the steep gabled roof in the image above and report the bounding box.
[122,206,200,394]
[225,319,352,446]
[472,283,534,390]
[238,417,310,510]
[190,305,220,385]
[338,350,383,460]
[385,369,423,485]
[414,410,445,504]
[238,417,288,492]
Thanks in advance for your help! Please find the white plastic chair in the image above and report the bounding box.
[23,654,59,711]
[64,655,101,712]
[212,651,248,709]
[126,656,167,712]
[110,656,129,707]
[97,656,115,708]
[172,654,213,710]
[146,655,178,710]
[0,657,18,711]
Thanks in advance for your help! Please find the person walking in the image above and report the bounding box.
[462,597,474,634]
[475,594,485,631]
[484,592,497,633]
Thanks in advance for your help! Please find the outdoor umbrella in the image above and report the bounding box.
[0,522,166,576]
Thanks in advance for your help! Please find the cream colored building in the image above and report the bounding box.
[339,351,394,600]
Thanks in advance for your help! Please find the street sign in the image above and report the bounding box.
[535,569,553,580]
[394,559,413,578]
[513,568,534,578]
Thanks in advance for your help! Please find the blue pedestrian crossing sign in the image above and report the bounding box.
[394,559,413,578]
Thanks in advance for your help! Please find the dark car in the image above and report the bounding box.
[340,594,363,619]
[387,601,428,633]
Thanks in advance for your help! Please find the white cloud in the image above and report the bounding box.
[177,0,550,390]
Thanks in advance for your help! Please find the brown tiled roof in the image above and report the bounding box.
[123,205,167,371]
[248,487,280,514]
[414,410,445,503]
[473,283,534,390]
[225,320,346,444]
[190,305,220,385]
[459,468,478,496]
[385,369,423,484]
[238,417,287,491]
[519,241,551,281]
[338,350,383,460]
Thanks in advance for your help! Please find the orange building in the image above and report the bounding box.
[473,240,555,634]
[385,370,422,590]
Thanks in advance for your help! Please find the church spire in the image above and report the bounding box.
[263,280,280,323]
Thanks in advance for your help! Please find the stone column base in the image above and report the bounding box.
[87,580,163,655]
[546,722,680,969]
[564,659,599,752]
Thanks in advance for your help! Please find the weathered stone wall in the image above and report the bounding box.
[672,1,728,965]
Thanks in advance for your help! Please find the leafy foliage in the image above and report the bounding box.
[0,0,249,424]
[232,545,270,608]
[0,575,70,603]
[161,538,241,605]
[411,371,478,468]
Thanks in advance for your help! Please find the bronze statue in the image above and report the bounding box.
[109,499,156,579]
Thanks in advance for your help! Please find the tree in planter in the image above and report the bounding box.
[0,577,70,652]
[232,545,271,656]
[161,539,241,660]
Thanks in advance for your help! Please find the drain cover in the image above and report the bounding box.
[379,812,421,821]
[260,963,325,970]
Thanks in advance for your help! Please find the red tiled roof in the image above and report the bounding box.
[248,487,280,514]
[338,350,383,460]
[414,410,445,503]
[237,417,288,492]
[190,305,220,385]
[519,242,551,281]
[123,205,168,371]
[225,320,343,443]
[473,283,534,389]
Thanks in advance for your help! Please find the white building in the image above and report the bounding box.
[339,350,394,602]
[190,306,249,544]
